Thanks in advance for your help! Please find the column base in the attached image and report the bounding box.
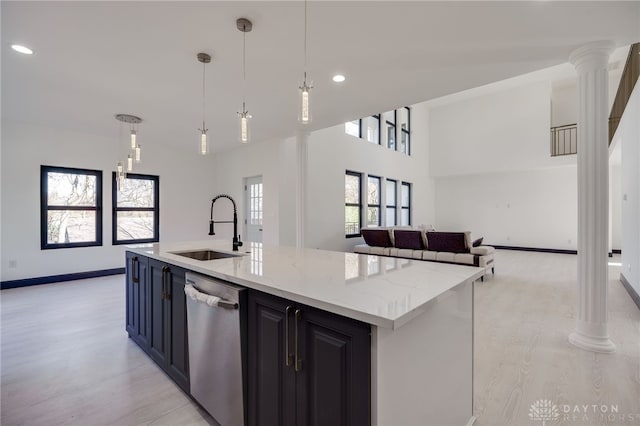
[569,331,616,353]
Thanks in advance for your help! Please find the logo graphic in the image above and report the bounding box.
[529,399,560,426]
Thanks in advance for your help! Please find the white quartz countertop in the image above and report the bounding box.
[127,240,484,329]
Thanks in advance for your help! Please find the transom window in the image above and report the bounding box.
[112,172,159,244]
[41,165,103,249]
[345,107,410,156]
[345,120,361,138]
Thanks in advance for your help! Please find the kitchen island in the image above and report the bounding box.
[126,240,483,426]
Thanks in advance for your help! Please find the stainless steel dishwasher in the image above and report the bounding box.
[184,272,247,426]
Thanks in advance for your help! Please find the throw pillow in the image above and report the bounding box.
[426,232,468,253]
[361,229,392,247]
[394,230,425,250]
[472,237,484,247]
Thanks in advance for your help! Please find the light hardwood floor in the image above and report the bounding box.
[1,251,639,426]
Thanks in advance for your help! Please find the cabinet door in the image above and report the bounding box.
[148,259,168,367]
[295,305,371,426]
[125,252,137,338]
[166,265,190,393]
[125,252,149,350]
[248,291,296,426]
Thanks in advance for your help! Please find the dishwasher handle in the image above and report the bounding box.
[184,282,238,310]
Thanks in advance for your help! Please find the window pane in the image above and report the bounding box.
[345,206,360,234]
[47,210,96,244]
[382,110,395,125]
[386,180,396,207]
[365,116,379,144]
[386,208,396,226]
[368,176,380,205]
[117,178,154,208]
[367,207,380,226]
[47,172,96,206]
[116,211,155,241]
[400,127,409,155]
[345,174,360,204]
[398,107,409,130]
[401,209,410,226]
[402,183,410,207]
[345,120,360,138]
[387,125,395,150]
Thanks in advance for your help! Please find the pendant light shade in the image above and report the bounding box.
[298,0,313,124]
[237,18,253,143]
[197,52,211,155]
[135,144,141,163]
[130,130,137,149]
[127,154,133,172]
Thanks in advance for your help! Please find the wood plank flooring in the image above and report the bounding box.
[1,251,638,425]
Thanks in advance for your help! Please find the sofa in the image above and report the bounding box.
[353,227,495,279]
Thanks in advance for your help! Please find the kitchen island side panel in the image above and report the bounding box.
[372,279,473,426]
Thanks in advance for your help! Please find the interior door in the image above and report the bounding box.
[245,176,263,243]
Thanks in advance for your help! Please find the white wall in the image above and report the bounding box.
[435,167,577,250]
[611,164,622,251]
[429,82,577,177]
[617,85,640,294]
[551,83,577,127]
[305,102,435,252]
[0,120,215,282]
[428,82,581,250]
[208,137,295,248]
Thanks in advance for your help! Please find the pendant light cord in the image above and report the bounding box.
[304,0,307,76]
[202,59,206,126]
[243,27,247,106]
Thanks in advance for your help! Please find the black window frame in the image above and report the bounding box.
[366,175,382,227]
[400,106,411,156]
[40,165,103,250]
[112,172,160,245]
[364,115,381,145]
[345,119,362,139]
[345,170,363,238]
[385,110,397,151]
[401,182,412,226]
[385,178,397,226]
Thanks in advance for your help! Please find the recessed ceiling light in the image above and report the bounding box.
[332,74,346,83]
[11,44,33,55]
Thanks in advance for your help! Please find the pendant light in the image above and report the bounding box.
[299,0,312,124]
[115,114,142,189]
[237,18,253,144]
[197,52,211,155]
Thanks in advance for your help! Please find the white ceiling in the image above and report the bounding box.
[2,1,639,154]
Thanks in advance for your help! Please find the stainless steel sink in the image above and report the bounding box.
[170,250,240,261]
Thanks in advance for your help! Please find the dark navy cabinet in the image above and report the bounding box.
[248,290,371,426]
[148,258,190,393]
[125,252,149,351]
[126,252,189,394]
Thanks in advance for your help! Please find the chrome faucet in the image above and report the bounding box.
[209,194,243,251]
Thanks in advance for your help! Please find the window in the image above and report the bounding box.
[112,172,159,244]
[345,119,361,138]
[367,175,381,226]
[385,179,397,226]
[364,115,380,144]
[345,171,362,237]
[401,182,411,226]
[383,110,396,150]
[399,107,411,155]
[41,165,102,249]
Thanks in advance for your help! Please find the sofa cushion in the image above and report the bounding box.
[471,246,495,256]
[422,251,437,261]
[370,247,391,256]
[394,230,425,250]
[394,248,415,259]
[454,253,476,266]
[354,244,372,254]
[426,232,469,253]
[361,229,392,247]
[436,252,456,263]
[472,237,484,247]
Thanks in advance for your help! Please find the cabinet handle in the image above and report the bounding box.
[132,256,139,283]
[161,266,170,300]
[294,309,302,372]
[285,306,293,367]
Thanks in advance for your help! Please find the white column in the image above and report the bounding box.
[295,131,309,248]
[568,41,616,353]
